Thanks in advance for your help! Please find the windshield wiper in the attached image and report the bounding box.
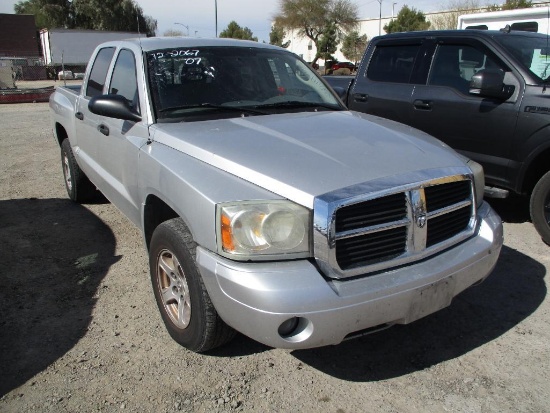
[159,103,267,115]
[254,101,342,111]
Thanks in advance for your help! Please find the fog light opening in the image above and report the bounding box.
[277,317,312,342]
[278,317,300,337]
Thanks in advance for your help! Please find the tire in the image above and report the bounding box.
[60,139,96,202]
[530,170,550,245]
[149,218,236,352]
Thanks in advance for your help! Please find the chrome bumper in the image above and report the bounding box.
[197,202,503,349]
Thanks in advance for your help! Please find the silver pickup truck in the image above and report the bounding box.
[49,37,503,352]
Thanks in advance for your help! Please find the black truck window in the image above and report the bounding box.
[86,47,115,98]
[429,44,505,94]
[366,44,420,83]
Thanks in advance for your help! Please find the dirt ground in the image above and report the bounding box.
[0,101,549,413]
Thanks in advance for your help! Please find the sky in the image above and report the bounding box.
[0,0,439,43]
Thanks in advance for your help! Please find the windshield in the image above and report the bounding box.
[495,33,550,82]
[147,46,342,122]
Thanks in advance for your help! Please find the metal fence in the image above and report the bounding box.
[12,64,87,81]
[1,57,87,82]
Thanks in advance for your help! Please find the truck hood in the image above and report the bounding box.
[151,111,467,208]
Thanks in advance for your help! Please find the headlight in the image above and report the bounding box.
[217,200,311,260]
[467,159,485,208]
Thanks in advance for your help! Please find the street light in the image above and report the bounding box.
[392,2,397,19]
[174,22,189,36]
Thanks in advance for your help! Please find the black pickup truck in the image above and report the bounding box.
[325,29,550,244]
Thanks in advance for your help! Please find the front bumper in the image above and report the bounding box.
[197,202,503,349]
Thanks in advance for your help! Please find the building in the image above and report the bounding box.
[0,14,40,58]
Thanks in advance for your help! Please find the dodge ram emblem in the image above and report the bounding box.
[416,213,427,228]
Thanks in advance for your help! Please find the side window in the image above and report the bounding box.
[109,49,139,111]
[366,44,420,83]
[86,47,115,98]
[510,21,538,32]
[429,44,506,95]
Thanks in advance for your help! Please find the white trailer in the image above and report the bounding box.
[39,29,144,65]
[457,7,549,33]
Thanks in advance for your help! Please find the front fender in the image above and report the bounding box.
[138,141,281,252]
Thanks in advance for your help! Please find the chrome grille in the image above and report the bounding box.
[313,170,477,279]
[427,206,471,247]
[336,226,407,269]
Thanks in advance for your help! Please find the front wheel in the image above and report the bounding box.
[530,171,550,245]
[149,218,235,352]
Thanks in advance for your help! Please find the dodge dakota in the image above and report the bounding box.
[50,37,503,352]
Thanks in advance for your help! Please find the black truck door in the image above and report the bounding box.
[410,38,522,188]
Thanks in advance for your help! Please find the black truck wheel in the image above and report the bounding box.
[60,139,96,202]
[149,218,235,352]
[530,171,550,245]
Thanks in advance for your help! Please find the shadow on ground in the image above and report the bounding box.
[487,195,531,224]
[290,244,545,381]
[0,198,120,396]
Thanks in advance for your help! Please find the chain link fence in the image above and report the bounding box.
[1,57,86,83]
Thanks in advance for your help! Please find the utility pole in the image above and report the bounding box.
[215,0,218,37]
[378,0,382,35]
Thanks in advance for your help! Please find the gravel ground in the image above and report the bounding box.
[0,101,549,413]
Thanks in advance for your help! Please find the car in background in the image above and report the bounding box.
[331,61,356,72]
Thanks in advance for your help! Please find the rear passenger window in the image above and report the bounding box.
[85,47,115,98]
[367,44,420,83]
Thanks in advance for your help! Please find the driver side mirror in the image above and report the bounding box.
[469,69,514,100]
[89,94,142,122]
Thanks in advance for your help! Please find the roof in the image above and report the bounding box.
[112,36,283,52]
[372,29,548,42]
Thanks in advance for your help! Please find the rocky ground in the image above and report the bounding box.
[0,101,549,413]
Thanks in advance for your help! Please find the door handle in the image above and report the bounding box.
[98,124,109,136]
[353,93,368,103]
[413,100,432,110]
[75,112,84,120]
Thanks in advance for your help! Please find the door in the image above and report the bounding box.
[94,48,148,226]
[348,39,426,125]
[74,46,116,184]
[409,39,522,187]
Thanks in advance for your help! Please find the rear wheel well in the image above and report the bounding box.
[54,122,68,147]
[143,195,179,250]
[522,147,550,195]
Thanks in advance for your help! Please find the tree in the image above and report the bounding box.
[72,0,157,36]
[341,31,368,65]
[487,0,532,11]
[430,0,482,30]
[384,5,430,33]
[164,29,184,37]
[14,0,73,29]
[14,0,157,36]
[274,0,359,65]
[316,23,338,67]
[219,21,258,41]
[270,24,289,47]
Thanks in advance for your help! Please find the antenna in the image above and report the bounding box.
[545,6,549,92]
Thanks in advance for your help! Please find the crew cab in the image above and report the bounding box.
[49,37,502,352]
[325,29,550,245]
